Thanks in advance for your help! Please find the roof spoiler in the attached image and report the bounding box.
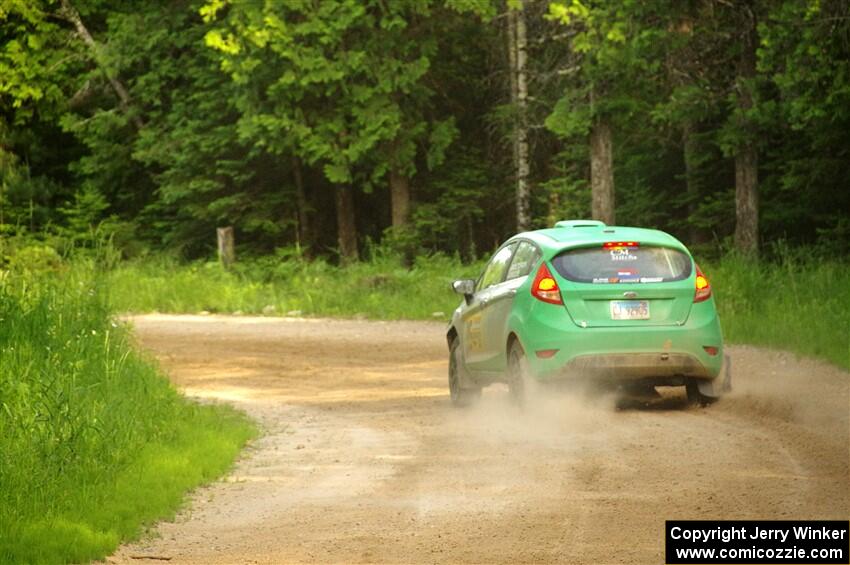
[554,220,606,229]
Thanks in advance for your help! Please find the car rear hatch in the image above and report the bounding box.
[550,243,694,328]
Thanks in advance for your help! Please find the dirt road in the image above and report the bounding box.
[110,315,849,564]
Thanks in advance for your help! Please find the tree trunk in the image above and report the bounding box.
[59,0,144,130]
[735,146,758,254]
[216,226,235,269]
[682,121,709,245]
[590,117,615,225]
[507,1,531,231]
[389,168,411,227]
[335,184,358,263]
[292,155,311,253]
[734,6,759,255]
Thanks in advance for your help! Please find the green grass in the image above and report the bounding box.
[107,252,484,321]
[108,251,849,371]
[0,269,257,564]
[706,255,850,371]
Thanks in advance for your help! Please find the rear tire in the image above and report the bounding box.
[507,340,531,405]
[448,338,480,407]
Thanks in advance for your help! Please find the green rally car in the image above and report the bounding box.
[447,220,731,406]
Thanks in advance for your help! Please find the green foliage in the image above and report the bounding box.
[0,0,847,260]
[71,0,270,252]
[443,0,498,19]
[0,0,81,118]
[546,0,662,119]
[0,268,256,563]
[3,243,64,273]
[410,148,500,258]
[754,0,850,245]
[542,0,850,251]
[545,89,592,138]
[202,0,457,199]
[58,185,108,237]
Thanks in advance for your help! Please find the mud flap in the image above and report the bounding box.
[696,354,732,397]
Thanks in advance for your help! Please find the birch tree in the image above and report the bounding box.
[507,0,531,230]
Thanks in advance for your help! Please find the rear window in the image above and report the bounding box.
[551,245,692,284]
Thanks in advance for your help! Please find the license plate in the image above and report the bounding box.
[610,300,649,320]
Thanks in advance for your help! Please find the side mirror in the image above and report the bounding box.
[452,279,476,304]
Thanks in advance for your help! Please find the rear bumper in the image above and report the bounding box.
[558,352,711,382]
[512,298,724,383]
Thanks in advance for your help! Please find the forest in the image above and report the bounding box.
[1,0,848,264]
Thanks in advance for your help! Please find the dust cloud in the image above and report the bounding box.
[455,383,621,453]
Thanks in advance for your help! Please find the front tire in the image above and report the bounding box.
[449,338,480,407]
[507,340,532,405]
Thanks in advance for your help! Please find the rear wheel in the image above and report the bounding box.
[507,340,531,405]
[448,338,480,407]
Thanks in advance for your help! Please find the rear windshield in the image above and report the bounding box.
[551,245,692,284]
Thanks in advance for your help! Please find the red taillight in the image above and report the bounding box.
[535,349,559,359]
[603,241,639,248]
[694,264,712,303]
[703,346,719,356]
[531,262,563,305]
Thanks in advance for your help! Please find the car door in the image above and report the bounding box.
[478,240,541,371]
[461,243,516,371]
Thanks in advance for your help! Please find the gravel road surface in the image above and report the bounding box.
[109,314,849,564]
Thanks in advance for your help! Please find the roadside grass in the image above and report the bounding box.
[108,250,849,371]
[107,252,484,321]
[0,268,256,564]
[705,255,850,371]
